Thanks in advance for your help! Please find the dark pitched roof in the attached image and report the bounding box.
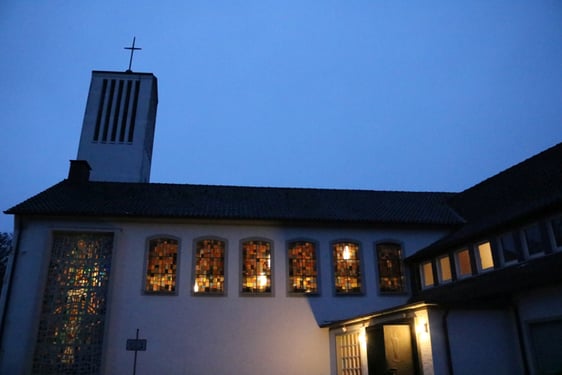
[409,142,562,260]
[5,181,461,226]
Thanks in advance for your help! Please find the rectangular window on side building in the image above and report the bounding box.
[420,261,434,288]
[455,248,472,278]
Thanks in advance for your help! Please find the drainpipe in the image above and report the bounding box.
[442,309,454,375]
[512,303,530,374]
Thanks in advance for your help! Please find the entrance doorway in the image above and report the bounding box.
[366,322,419,375]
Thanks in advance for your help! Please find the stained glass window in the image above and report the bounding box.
[32,231,113,375]
[193,239,225,295]
[376,243,405,293]
[241,240,272,294]
[145,237,178,294]
[333,242,362,295]
[288,241,318,294]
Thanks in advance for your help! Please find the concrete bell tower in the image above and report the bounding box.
[76,69,158,183]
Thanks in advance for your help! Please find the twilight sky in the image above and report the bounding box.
[1,1,562,232]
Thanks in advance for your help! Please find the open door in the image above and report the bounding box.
[367,323,419,375]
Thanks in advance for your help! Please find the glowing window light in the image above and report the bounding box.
[477,241,494,271]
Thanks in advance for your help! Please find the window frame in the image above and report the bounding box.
[331,240,364,296]
[436,254,453,284]
[522,223,549,258]
[497,231,520,266]
[475,240,495,272]
[143,235,180,296]
[454,248,473,279]
[286,239,320,296]
[419,260,435,289]
[192,236,227,296]
[240,238,274,296]
[375,241,407,294]
[547,215,562,251]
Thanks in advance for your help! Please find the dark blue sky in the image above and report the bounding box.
[1,1,562,232]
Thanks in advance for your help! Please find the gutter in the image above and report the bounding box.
[512,302,530,374]
[442,309,454,375]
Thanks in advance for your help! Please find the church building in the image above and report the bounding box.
[1,68,561,375]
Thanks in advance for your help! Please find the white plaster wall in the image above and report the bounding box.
[0,221,53,375]
[0,218,447,375]
[446,310,523,375]
[427,309,449,375]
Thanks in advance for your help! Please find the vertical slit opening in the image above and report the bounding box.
[128,80,140,143]
[110,80,124,142]
[120,80,132,143]
[93,79,108,142]
[102,80,116,142]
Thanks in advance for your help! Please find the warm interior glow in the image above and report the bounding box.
[422,262,434,287]
[478,242,494,270]
[257,273,268,289]
[343,245,351,260]
[438,256,452,282]
[358,329,367,345]
[456,249,472,276]
[193,281,199,293]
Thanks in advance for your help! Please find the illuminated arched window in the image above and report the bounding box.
[193,238,226,295]
[333,241,362,295]
[376,242,406,293]
[145,237,179,294]
[287,240,318,294]
[241,239,272,294]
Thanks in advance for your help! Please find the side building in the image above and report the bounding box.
[331,142,562,375]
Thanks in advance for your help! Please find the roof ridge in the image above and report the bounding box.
[60,179,456,195]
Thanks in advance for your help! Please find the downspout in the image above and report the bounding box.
[0,217,23,342]
[512,302,530,374]
[442,309,454,375]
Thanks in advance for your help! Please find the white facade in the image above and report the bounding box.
[0,217,447,375]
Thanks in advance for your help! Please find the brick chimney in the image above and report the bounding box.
[68,160,92,183]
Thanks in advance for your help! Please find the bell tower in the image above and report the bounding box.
[76,70,158,182]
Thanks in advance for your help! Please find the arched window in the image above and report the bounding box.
[332,241,362,295]
[193,238,226,295]
[241,239,272,294]
[376,242,406,293]
[287,240,319,295]
[145,237,179,294]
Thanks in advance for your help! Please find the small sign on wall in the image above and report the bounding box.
[126,338,147,351]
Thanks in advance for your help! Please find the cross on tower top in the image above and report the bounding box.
[124,37,142,72]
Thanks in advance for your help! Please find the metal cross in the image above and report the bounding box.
[124,37,142,72]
